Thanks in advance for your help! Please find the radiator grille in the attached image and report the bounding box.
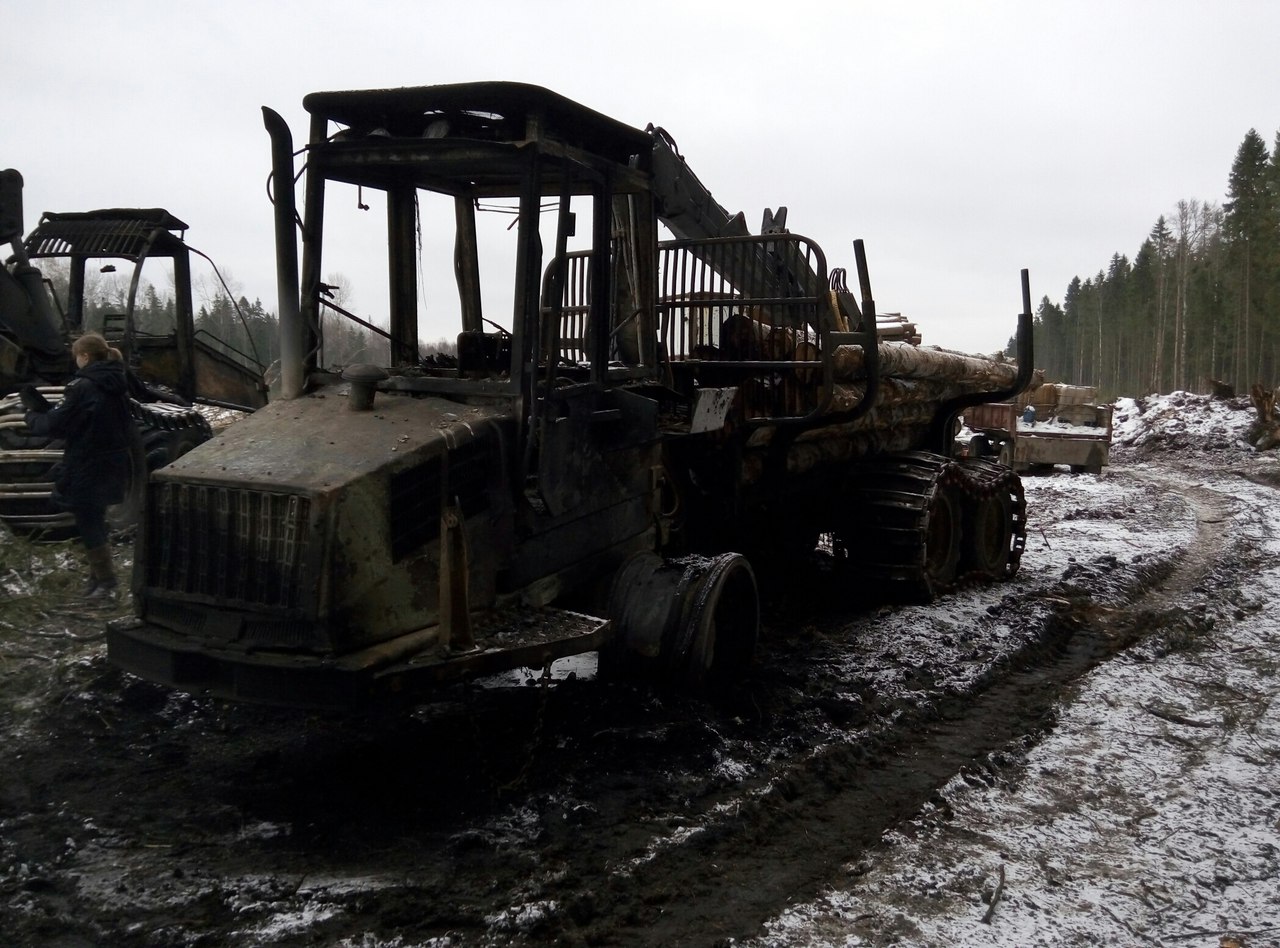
[389,439,492,562]
[146,483,313,609]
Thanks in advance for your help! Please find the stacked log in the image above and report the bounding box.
[699,313,1024,484]
[875,312,922,345]
[720,313,816,361]
[741,423,930,484]
[740,380,992,485]
[725,322,1023,485]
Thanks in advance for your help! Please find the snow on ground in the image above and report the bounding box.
[746,394,1280,948]
[1112,392,1257,450]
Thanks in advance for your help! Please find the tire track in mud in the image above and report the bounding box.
[0,470,1253,947]
[539,473,1244,946]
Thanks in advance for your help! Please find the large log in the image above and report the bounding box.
[831,342,1021,389]
[707,312,1020,429]
[720,313,816,360]
[819,376,993,415]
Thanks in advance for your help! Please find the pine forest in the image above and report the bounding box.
[1023,128,1280,399]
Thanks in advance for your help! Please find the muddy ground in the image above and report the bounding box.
[1,393,1277,947]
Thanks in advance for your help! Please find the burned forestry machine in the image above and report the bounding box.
[107,83,1033,708]
[0,169,267,536]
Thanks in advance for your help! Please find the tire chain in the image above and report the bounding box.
[129,399,213,437]
[942,455,1028,583]
[844,451,1026,599]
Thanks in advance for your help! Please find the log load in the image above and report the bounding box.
[740,379,998,484]
[699,313,1025,483]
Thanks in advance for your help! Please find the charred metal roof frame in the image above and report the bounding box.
[25,209,190,260]
[302,82,655,167]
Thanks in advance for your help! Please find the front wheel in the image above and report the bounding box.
[602,552,759,690]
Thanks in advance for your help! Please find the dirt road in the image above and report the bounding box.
[2,395,1276,946]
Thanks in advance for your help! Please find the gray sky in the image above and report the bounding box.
[7,0,1279,355]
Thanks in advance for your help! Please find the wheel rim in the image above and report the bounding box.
[681,553,759,689]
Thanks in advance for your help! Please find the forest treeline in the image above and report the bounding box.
[193,294,456,369]
[49,262,451,370]
[1024,128,1280,399]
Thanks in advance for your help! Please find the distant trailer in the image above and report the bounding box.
[964,400,1113,475]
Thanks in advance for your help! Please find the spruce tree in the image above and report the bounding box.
[1224,130,1274,383]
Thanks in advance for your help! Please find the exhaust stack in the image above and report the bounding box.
[262,107,304,400]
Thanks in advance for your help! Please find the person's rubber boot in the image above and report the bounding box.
[84,546,118,601]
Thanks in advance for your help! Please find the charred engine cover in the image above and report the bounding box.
[133,391,516,656]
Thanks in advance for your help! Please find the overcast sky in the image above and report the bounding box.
[7,0,1280,355]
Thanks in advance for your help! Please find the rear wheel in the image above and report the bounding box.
[955,456,1026,581]
[923,484,962,589]
[838,451,963,602]
[960,491,1013,576]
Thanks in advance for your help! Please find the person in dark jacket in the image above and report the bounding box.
[20,332,134,598]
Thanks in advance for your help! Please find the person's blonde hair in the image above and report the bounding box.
[72,332,123,363]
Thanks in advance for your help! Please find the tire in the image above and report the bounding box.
[134,402,213,471]
[603,551,759,690]
[142,426,206,470]
[677,553,759,690]
[839,451,963,602]
[954,456,1026,582]
[960,491,1013,577]
[922,483,962,591]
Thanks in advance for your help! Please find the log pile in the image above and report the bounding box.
[1016,380,1096,413]
[692,312,1027,483]
[875,312,922,345]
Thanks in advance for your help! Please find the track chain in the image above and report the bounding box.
[841,450,1026,601]
[947,455,1027,581]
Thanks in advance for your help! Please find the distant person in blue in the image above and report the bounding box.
[20,332,133,599]
[1022,404,1037,427]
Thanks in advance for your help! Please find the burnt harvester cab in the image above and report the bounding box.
[108,82,1032,707]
